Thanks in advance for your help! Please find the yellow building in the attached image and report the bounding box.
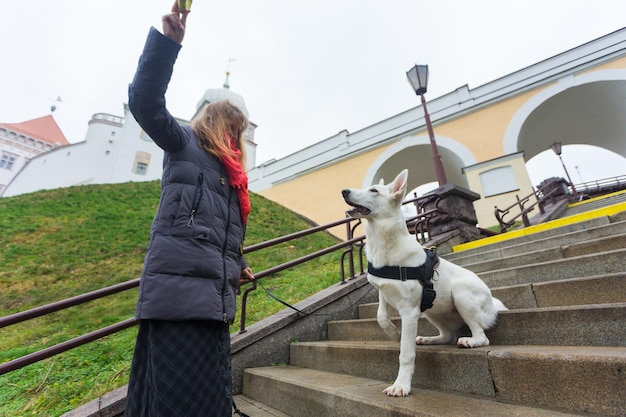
[249,28,626,234]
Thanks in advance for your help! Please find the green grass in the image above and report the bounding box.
[0,181,345,417]
[485,220,522,233]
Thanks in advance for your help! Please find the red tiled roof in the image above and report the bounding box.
[0,115,70,146]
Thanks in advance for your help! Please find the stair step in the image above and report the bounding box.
[287,342,625,416]
[478,248,626,287]
[449,216,611,257]
[445,220,626,266]
[243,365,607,417]
[233,394,290,417]
[493,273,626,309]
[237,212,626,417]
[564,191,626,217]
[333,303,626,346]
[459,233,626,274]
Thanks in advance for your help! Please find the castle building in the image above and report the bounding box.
[0,115,70,196]
[2,76,257,197]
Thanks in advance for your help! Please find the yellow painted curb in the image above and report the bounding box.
[568,189,626,208]
[452,201,626,253]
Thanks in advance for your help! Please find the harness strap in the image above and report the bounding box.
[367,248,438,311]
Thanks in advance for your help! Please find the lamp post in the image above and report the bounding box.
[550,141,579,199]
[406,64,447,186]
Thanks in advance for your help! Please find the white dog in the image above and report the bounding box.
[342,169,506,397]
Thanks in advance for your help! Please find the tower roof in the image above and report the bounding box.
[0,115,70,146]
[194,71,249,119]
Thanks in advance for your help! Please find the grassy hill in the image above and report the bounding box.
[0,181,343,417]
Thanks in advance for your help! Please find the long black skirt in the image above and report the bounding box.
[124,319,233,417]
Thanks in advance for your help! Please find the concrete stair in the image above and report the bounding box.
[237,212,626,416]
[564,191,626,217]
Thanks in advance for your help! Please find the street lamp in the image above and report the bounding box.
[406,64,447,186]
[550,141,579,198]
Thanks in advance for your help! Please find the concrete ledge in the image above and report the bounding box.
[60,385,127,417]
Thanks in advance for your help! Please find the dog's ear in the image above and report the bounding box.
[389,169,408,202]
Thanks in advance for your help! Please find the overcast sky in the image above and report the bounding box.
[2,0,625,188]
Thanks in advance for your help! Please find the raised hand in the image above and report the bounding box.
[162,1,188,44]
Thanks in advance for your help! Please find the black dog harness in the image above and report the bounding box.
[367,248,439,311]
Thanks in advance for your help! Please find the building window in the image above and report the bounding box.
[135,162,148,175]
[480,166,519,197]
[0,153,16,170]
[133,151,151,175]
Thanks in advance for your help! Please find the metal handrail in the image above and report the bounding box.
[573,175,626,196]
[0,279,140,329]
[494,173,626,233]
[0,216,366,376]
[238,234,366,333]
[0,319,137,375]
[0,195,448,376]
[494,189,552,233]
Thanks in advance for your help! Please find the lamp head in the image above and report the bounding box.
[406,64,429,96]
[550,141,563,156]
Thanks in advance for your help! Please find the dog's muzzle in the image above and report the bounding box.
[342,189,371,216]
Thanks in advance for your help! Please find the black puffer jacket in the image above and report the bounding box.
[129,27,246,323]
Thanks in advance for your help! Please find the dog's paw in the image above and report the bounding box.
[383,383,411,397]
[415,335,440,345]
[415,336,429,345]
[457,336,489,348]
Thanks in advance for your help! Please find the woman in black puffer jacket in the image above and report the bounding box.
[124,4,254,417]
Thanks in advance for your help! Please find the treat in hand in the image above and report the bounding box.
[178,0,193,12]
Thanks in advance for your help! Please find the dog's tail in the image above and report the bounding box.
[492,297,508,312]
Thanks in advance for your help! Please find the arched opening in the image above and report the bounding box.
[364,135,476,192]
[526,144,626,187]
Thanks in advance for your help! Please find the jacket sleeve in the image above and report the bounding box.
[128,27,189,153]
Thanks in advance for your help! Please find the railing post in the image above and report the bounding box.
[536,188,546,215]
[239,281,257,334]
[346,216,356,280]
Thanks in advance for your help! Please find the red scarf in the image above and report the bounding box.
[221,136,250,224]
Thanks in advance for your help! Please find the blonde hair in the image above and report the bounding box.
[191,100,249,169]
